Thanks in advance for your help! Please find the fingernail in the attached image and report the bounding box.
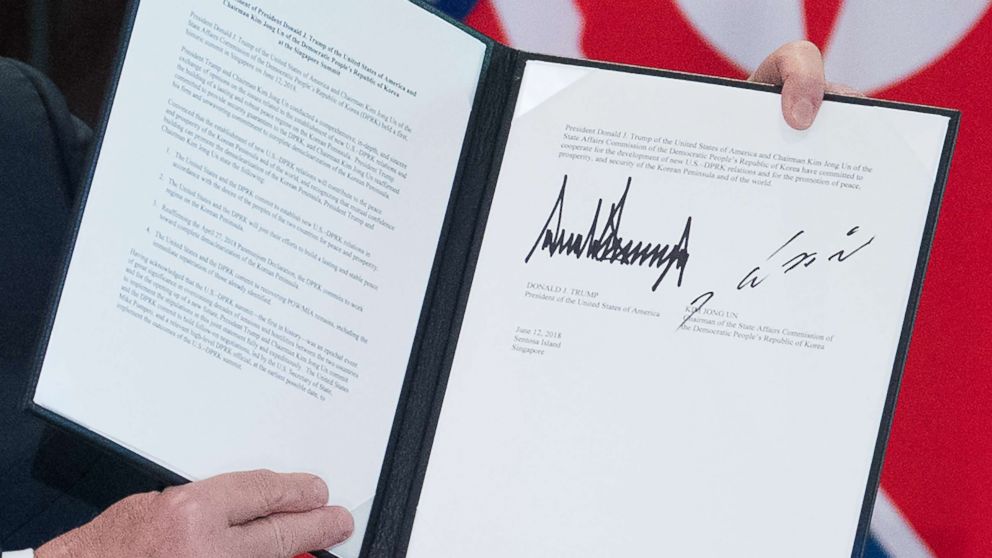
[791,99,815,130]
[328,506,355,544]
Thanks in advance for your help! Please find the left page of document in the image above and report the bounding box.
[32,1,485,555]
[406,60,951,558]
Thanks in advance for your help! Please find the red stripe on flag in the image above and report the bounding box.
[465,0,509,44]
[802,0,844,51]
[875,7,992,557]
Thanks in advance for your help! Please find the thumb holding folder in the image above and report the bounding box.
[748,40,864,130]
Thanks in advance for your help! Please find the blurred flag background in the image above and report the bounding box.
[429,1,992,556]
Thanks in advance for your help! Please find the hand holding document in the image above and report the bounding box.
[406,61,955,558]
[26,1,957,557]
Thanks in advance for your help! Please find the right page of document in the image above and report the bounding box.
[406,60,950,558]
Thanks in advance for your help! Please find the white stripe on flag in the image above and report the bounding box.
[871,488,936,558]
[490,0,585,58]
[825,0,991,93]
[673,0,805,74]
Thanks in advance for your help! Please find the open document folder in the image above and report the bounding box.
[27,1,957,556]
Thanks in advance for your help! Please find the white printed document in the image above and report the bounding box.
[406,60,953,558]
[27,3,956,557]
